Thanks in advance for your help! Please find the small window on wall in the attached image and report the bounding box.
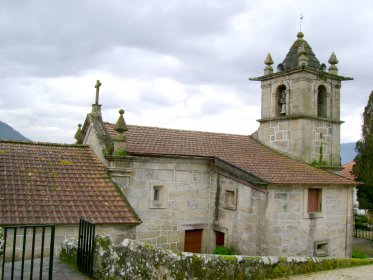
[154,185,161,201]
[225,190,234,205]
[222,187,237,210]
[308,188,322,212]
[149,185,166,208]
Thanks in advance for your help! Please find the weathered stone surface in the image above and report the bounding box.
[156,170,174,181]
[67,237,373,280]
[175,170,193,182]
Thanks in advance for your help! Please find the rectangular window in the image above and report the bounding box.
[149,185,166,209]
[225,190,235,207]
[154,186,161,201]
[308,188,322,212]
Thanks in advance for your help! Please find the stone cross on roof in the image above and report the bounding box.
[299,13,304,32]
[95,80,102,105]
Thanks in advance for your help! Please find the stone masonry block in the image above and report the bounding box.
[169,190,199,200]
[139,231,160,239]
[156,235,168,244]
[168,232,181,243]
[144,169,155,179]
[175,162,208,171]
[176,170,193,182]
[156,170,174,181]
[275,132,284,141]
[133,161,158,169]
[278,122,289,131]
[160,221,172,230]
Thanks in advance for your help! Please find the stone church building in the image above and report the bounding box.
[75,32,356,257]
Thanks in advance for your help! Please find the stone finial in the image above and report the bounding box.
[298,42,308,67]
[113,109,127,157]
[328,52,339,74]
[74,123,82,144]
[91,80,103,117]
[297,31,304,39]
[114,109,128,134]
[264,53,274,75]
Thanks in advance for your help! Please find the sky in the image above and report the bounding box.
[0,0,372,144]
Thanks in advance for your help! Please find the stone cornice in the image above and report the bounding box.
[250,65,353,82]
[257,115,344,124]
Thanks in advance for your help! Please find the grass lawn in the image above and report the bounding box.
[352,238,373,258]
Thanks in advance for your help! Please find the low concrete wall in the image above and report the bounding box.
[61,235,373,280]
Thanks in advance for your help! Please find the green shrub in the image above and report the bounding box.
[213,245,239,255]
[115,149,126,157]
[355,214,371,230]
[352,251,369,259]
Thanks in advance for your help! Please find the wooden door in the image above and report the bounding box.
[184,229,202,253]
[215,231,225,246]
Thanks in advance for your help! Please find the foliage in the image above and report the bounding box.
[353,91,373,211]
[355,214,370,230]
[213,245,240,255]
[213,246,232,255]
[115,149,126,157]
[352,250,369,259]
[311,160,328,168]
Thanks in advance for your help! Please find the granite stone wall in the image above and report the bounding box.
[60,236,373,280]
[265,185,354,257]
[110,157,214,252]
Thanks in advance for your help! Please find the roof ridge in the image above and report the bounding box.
[0,139,90,148]
[104,122,250,137]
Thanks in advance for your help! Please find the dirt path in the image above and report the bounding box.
[279,264,373,280]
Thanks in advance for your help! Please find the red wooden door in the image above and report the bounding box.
[215,231,225,246]
[184,229,202,253]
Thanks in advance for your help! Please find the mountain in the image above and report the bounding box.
[0,121,31,142]
[341,142,356,164]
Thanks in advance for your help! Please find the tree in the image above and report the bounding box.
[352,91,373,211]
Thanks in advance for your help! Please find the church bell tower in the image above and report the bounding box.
[250,32,352,168]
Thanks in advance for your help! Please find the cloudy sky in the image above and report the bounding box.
[0,0,371,144]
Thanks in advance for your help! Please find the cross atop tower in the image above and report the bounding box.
[299,13,304,32]
[95,80,102,105]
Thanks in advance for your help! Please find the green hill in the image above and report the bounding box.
[0,121,30,141]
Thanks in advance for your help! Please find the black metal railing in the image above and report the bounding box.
[77,219,96,277]
[1,225,55,280]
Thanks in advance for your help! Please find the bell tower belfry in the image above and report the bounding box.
[250,32,353,168]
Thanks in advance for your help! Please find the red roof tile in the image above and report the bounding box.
[341,161,355,181]
[0,141,140,226]
[104,123,356,185]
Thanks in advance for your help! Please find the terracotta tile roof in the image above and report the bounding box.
[104,123,356,186]
[0,141,140,226]
[341,161,355,181]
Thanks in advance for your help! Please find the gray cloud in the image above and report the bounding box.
[0,0,372,144]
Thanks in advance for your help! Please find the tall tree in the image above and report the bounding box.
[353,91,373,211]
